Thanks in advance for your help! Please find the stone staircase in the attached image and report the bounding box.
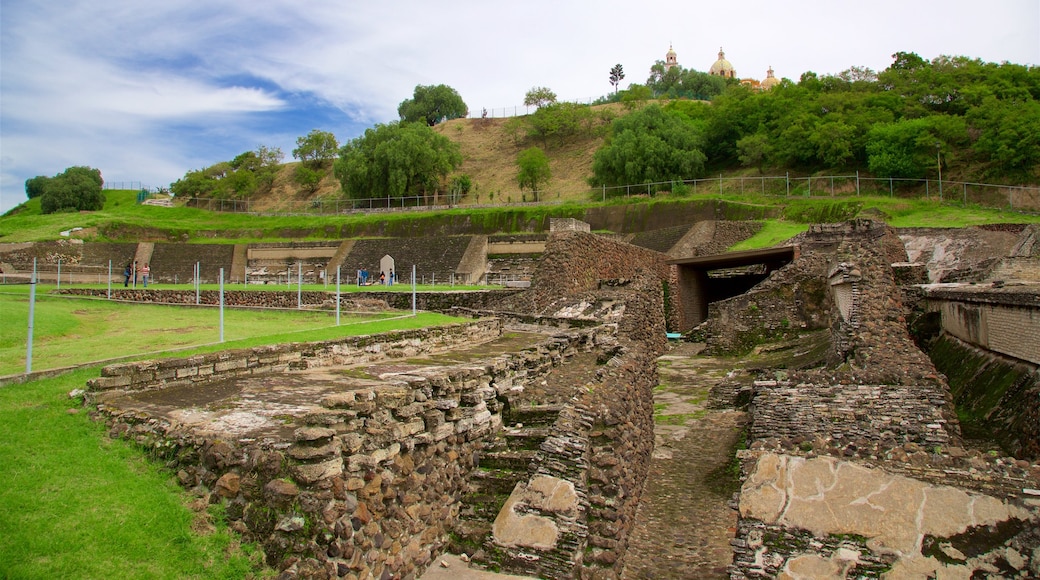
[451,402,564,558]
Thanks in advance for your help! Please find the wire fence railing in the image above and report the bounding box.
[185,174,1040,216]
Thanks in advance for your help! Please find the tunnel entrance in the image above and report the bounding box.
[669,246,799,331]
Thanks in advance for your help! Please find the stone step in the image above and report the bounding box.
[479,449,537,472]
[503,403,563,427]
[471,467,526,496]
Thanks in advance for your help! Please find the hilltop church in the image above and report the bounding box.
[663,45,780,90]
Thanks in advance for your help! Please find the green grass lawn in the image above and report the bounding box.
[0,298,468,578]
[0,288,455,375]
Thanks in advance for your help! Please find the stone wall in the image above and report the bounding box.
[493,231,677,337]
[726,223,1040,579]
[88,321,617,579]
[928,334,1040,459]
[485,273,664,579]
[55,288,520,313]
[701,249,831,355]
[87,319,502,392]
[924,286,1040,366]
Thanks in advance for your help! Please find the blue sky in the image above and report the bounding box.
[1,0,1037,214]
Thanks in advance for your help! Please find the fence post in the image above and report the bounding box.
[26,259,37,374]
[963,183,967,206]
[856,171,860,196]
[786,172,790,196]
[889,178,893,197]
[57,259,61,290]
[219,268,225,343]
[719,174,722,195]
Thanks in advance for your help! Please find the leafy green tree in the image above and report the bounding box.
[810,121,856,167]
[516,147,551,201]
[967,97,1040,177]
[25,175,50,199]
[591,105,707,192]
[334,121,462,204]
[609,64,625,94]
[646,64,727,101]
[293,165,324,193]
[526,102,594,147]
[398,84,468,126]
[171,145,282,199]
[620,84,652,110]
[449,174,472,203]
[736,133,772,173]
[39,166,105,214]
[293,129,339,167]
[524,87,557,108]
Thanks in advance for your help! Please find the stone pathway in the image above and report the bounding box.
[622,343,748,580]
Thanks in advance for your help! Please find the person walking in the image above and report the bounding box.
[141,263,151,287]
[123,262,132,287]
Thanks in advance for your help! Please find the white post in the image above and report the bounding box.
[195,262,201,305]
[412,265,417,316]
[57,259,61,290]
[297,262,302,309]
[336,266,341,326]
[107,260,112,299]
[219,268,225,342]
[26,259,37,374]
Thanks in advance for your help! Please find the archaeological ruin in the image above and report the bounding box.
[2,217,1039,579]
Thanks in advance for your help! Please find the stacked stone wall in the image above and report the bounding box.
[148,243,236,284]
[87,319,502,392]
[56,288,520,313]
[485,269,665,579]
[728,223,1040,579]
[344,236,473,284]
[494,231,676,336]
[89,322,616,578]
[702,249,831,355]
[933,296,1040,366]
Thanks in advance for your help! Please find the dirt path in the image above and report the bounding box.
[622,343,747,580]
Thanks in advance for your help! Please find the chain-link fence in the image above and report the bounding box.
[186,174,1040,216]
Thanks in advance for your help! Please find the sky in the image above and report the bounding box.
[1,0,1038,215]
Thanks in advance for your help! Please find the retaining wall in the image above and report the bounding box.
[88,320,621,578]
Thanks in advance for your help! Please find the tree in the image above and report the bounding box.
[334,121,462,204]
[592,105,707,192]
[516,147,551,201]
[609,64,625,94]
[736,133,772,173]
[526,102,594,147]
[39,166,105,214]
[397,84,468,126]
[171,145,283,199]
[293,129,339,167]
[25,176,50,199]
[524,87,557,109]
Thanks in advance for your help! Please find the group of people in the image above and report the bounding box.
[356,268,396,286]
[123,260,151,288]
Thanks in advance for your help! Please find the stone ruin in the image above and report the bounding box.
[78,222,1040,579]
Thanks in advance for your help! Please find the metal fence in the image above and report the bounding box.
[186,174,1040,216]
[103,181,149,191]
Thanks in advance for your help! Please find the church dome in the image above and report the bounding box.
[665,44,678,69]
[709,47,735,78]
[761,66,779,89]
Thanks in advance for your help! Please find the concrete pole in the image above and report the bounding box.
[26,259,37,374]
[219,268,225,343]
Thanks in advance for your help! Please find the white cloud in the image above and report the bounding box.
[2,0,1037,214]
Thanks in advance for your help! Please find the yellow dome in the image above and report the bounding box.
[761,66,779,89]
[709,47,735,78]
